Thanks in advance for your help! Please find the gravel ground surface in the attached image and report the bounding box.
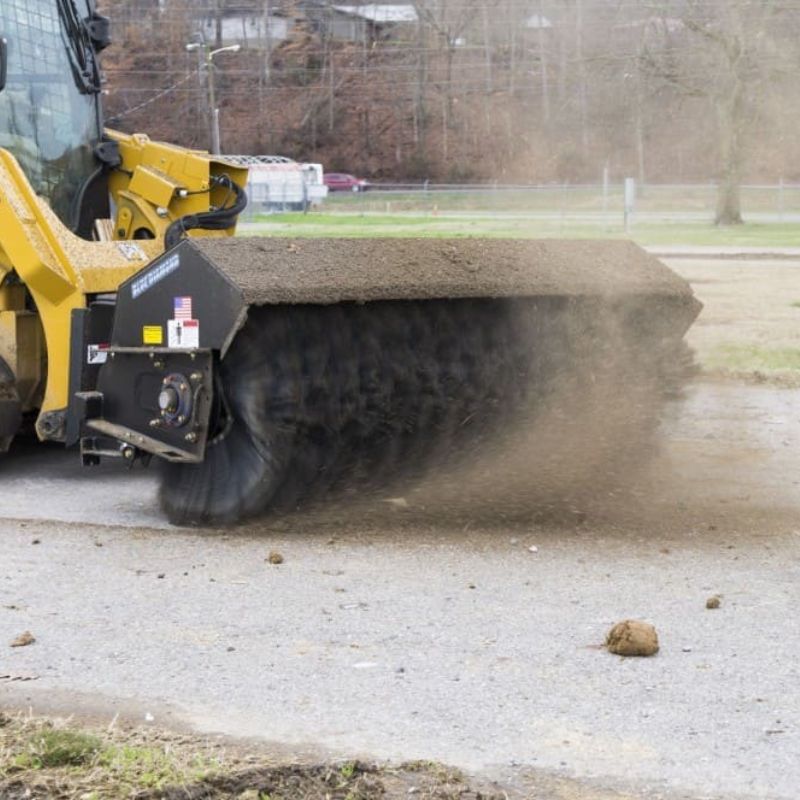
[1,379,799,800]
[668,257,800,373]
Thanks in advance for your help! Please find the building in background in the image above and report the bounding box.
[196,2,419,47]
[198,3,292,47]
[327,4,417,42]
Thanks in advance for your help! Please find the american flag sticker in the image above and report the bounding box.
[173,296,193,320]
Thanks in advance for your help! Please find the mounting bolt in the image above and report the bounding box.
[154,360,165,370]
[190,372,202,382]
[177,415,186,425]
[121,446,135,460]
[184,432,198,443]
[149,419,162,428]
[179,383,188,391]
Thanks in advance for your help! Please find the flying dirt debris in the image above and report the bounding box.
[0,1,701,526]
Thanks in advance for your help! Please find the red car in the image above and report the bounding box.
[324,172,369,192]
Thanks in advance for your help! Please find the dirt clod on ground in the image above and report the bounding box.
[706,595,722,609]
[605,620,659,657]
[267,551,284,565]
[9,631,35,648]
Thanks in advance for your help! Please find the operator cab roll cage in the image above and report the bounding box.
[0,0,112,238]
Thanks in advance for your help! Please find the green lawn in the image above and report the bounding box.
[241,213,800,247]
[705,343,800,373]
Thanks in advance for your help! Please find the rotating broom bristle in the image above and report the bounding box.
[159,294,692,526]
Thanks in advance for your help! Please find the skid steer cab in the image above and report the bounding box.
[71,241,248,465]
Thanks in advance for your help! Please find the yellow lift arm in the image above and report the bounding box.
[0,131,247,441]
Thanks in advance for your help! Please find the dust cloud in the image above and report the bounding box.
[399,297,696,523]
[277,295,699,530]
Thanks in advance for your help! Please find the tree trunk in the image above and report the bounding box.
[444,45,455,132]
[635,68,646,186]
[537,0,550,124]
[213,0,223,49]
[481,5,493,92]
[480,5,492,137]
[263,0,272,84]
[557,12,567,103]
[575,0,589,156]
[363,109,371,160]
[327,8,336,134]
[714,85,745,225]
[328,50,335,132]
[508,14,516,94]
[716,176,743,226]
[441,94,448,162]
[413,17,428,153]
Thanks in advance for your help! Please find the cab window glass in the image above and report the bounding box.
[0,0,101,227]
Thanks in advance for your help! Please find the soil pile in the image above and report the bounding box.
[196,237,701,305]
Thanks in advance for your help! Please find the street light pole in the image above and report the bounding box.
[206,51,219,154]
[186,41,241,155]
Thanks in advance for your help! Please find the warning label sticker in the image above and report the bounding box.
[143,325,163,345]
[168,319,199,349]
[87,344,109,365]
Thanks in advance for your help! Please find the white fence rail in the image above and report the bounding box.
[314,182,800,223]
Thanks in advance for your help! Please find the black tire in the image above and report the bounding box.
[0,358,22,454]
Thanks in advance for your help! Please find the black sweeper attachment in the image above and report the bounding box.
[76,237,701,525]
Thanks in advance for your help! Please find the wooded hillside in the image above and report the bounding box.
[98,0,800,213]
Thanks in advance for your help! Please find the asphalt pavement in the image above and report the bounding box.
[1,380,799,800]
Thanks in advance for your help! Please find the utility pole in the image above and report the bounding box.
[186,40,242,154]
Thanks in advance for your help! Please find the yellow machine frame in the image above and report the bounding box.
[0,130,247,440]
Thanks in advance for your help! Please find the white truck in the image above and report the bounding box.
[226,156,328,213]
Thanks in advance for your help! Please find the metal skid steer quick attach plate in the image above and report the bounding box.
[80,241,250,463]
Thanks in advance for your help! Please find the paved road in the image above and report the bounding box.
[1,380,799,799]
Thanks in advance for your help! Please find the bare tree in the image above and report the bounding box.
[98,0,800,186]
[641,0,781,224]
[536,0,551,124]
[414,0,472,163]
